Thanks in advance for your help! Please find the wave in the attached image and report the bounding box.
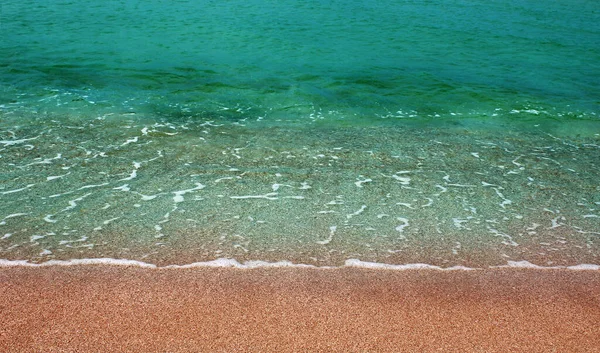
[0,258,598,271]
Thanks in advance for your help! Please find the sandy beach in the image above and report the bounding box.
[1,265,599,352]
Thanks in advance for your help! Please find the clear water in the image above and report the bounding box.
[1,0,599,267]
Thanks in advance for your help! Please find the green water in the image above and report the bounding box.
[1,0,599,267]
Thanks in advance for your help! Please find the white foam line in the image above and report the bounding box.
[396,202,415,209]
[354,177,372,188]
[173,183,206,203]
[316,226,337,245]
[119,162,140,181]
[326,198,344,205]
[0,213,28,225]
[499,261,600,270]
[79,182,110,190]
[487,226,518,246]
[391,173,411,185]
[345,259,471,271]
[61,193,92,212]
[114,184,130,192]
[119,169,137,181]
[446,183,476,188]
[346,205,367,220]
[22,153,62,167]
[135,192,161,201]
[1,184,35,195]
[421,198,433,207]
[171,259,318,269]
[565,264,600,270]
[395,217,409,233]
[47,172,70,181]
[493,187,512,209]
[0,258,598,271]
[434,185,447,194]
[102,217,120,225]
[214,176,238,183]
[0,258,157,268]
[512,155,524,167]
[43,214,57,223]
[550,216,565,229]
[120,136,139,147]
[452,217,472,229]
[49,190,74,198]
[0,136,39,146]
[231,193,278,200]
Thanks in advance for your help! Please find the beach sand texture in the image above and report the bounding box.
[1,266,599,352]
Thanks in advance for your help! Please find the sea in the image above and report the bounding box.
[1,0,599,268]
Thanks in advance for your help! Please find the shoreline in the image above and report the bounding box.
[2,257,600,270]
[1,265,599,352]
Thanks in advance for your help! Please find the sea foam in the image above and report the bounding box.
[0,258,598,271]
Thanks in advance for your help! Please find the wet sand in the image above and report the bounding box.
[1,266,599,352]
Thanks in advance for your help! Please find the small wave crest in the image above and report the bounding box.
[0,258,598,271]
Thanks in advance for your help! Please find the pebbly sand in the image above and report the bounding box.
[1,265,599,352]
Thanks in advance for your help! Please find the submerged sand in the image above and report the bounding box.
[1,265,599,352]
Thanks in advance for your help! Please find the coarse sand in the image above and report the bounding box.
[1,266,599,352]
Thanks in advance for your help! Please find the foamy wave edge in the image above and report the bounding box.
[0,258,598,271]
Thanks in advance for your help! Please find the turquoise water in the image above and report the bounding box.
[1,0,599,267]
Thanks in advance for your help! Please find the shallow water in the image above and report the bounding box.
[1,0,599,267]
